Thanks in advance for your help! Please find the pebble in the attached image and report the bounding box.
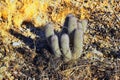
[12,42,21,47]
[92,49,103,57]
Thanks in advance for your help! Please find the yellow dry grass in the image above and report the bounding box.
[0,0,119,79]
[0,0,119,36]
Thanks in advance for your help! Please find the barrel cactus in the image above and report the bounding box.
[44,14,88,62]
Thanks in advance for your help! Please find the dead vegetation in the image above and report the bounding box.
[0,0,120,80]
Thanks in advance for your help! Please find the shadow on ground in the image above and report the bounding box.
[8,19,120,79]
[9,21,64,79]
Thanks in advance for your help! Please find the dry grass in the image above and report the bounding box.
[0,0,120,80]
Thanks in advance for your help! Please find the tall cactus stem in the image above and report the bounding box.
[81,19,88,32]
[45,23,54,44]
[51,35,61,57]
[73,29,84,59]
[61,34,72,62]
[67,14,77,34]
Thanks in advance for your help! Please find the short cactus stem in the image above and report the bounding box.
[67,14,78,34]
[66,14,78,47]
[77,21,83,30]
[61,34,72,62]
[51,35,61,57]
[73,29,84,59]
[45,23,54,38]
[44,14,88,62]
[44,22,54,44]
[81,19,88,32]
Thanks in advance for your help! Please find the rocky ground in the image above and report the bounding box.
[0,0,120,80]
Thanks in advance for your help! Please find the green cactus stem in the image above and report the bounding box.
[73,29,84,60]
[67,14,77,34]
[61,34,72,62]
[45,23,54,38]
[77,21,83,30]
[65,14,78,47]
[81,19,88,32]
[51,35,62,57]
[44,23,54,44]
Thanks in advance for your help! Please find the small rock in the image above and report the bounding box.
[92,49,103,57]
[12,42,21,47]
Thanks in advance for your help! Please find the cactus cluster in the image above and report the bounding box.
[44,14,88,62]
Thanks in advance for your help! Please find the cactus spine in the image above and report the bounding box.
[51,35,61,57]
[61,34,72,62]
